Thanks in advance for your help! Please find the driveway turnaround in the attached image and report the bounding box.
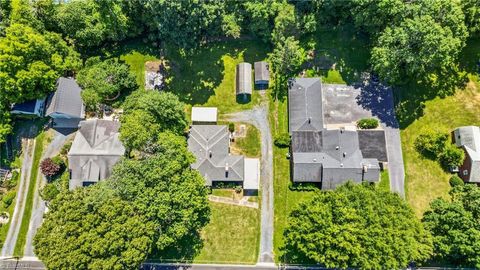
[1,139,36,257]
[225,102,274,264]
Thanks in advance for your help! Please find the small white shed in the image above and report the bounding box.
[191,107,218,124]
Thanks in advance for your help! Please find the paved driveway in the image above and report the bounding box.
[225,101,274,264]
[323,78,405,197]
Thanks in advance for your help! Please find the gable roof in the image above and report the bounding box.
[288,78,324,133]
[45,77,84,118]
[454,126,480,183]
[68,119,125,189]
[236,62,252,95]
[188,125,244,184]
[254,61,270,82]
[11,98,45,116]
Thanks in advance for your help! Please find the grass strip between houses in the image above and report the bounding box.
[13,132,45,257]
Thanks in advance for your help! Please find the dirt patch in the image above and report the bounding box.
[456,79,480,110]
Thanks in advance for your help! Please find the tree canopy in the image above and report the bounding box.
[282,183,433,269]
[423,184,480,268]
[77,58,137,111]
[34,133,210,269]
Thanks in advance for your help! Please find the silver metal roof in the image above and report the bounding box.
[236,63,252,95]
[254,61,270,82]
[45,77,85,118]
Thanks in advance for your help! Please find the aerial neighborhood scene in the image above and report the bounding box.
[1,0,480,269]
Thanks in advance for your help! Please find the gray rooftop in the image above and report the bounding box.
[358,130,388,162]
[236,62,252,95]
[45,77,85,118]
[188,125,244,185]
[68,119,125,190]
[288,78,324,133]
[254,61,270,82]
[454,126,480,183]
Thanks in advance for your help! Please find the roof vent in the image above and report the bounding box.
[343,152,346,158]
[225,163,229,171]
[308,117,311,124]
[313,158,317,162]
[209,151,212,158]
[363,165,368,173]
[340,163,343,167]
[336,146,340,150]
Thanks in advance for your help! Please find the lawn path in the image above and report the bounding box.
[1,139,35,257]
[224,93,274,264]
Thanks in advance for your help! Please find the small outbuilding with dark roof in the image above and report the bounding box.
[45,77,85,128]
[236,62,252,100]
[11,98,46,117]
[254,61,270,89]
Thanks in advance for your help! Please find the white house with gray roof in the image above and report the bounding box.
[188,125,244,186]
[68,119,125,190]
[288,77,381,189]
[45,77,85,128]
[453,126,480,183]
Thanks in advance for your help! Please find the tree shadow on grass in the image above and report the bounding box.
[148,230,204,264]
[164,39,269,105]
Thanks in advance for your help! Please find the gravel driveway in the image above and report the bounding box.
[225,102,274,264]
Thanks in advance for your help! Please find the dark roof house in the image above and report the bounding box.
[254,61,270,89]
[289,77,383,190]
[188,125,244,186]
[453,126,480,183]
[236,63,252,99]
[45,77,85,128]
[11,98,46,117]
[68,119,125,190]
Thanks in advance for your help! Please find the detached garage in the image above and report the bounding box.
[236,62,252,101]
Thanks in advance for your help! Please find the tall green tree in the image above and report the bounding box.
[371,16,464,89]
[461,0,480,34]
[34,185,155,270]
[282,183,433,268]
[119,109,161,151]
[423,184,480,268]
[122,90,188,136]
[77,58,137,111]
[109,134,210,252]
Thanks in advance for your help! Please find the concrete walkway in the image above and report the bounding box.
[225,98,274,264]
[384,125,405,198]
[1,139,36,257]
[24,130,71,256]
[208,195,259,209]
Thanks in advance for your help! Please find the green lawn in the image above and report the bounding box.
[269,95,319,261]
[194,202,260,264]
[13,132,46,256]
[165,40,269,115]
[232,124,261,158]
[121,51,158,89]
[402,75,480,217]
[378,170,390,192]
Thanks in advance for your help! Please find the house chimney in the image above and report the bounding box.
[225,163,229,178]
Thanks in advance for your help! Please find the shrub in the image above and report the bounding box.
[414,132,449,158]
[274,133,291,148]
[40,158,61,177]
[228,123,235,133]
[5,171,19,190]
[234,186,242,193]
[60,141,72,156]
[2,191,16,208]
[357,118,379,129]
[449,175,464,187]
[51,156,66,170]
[289,182,318,191]
[40,183,60,201]
[440,144,465,169]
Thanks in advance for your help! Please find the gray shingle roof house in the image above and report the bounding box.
[288,77,381,189]
[45,77,85,128]
[236,62,252,99]
[254,61,270,89]
[453,126,480,183]
[188,125,244,186]
[68,119,125,190]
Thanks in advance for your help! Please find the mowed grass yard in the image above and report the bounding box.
[402,75,480,217]
[165,40,269,115]
[194,202,260,264]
